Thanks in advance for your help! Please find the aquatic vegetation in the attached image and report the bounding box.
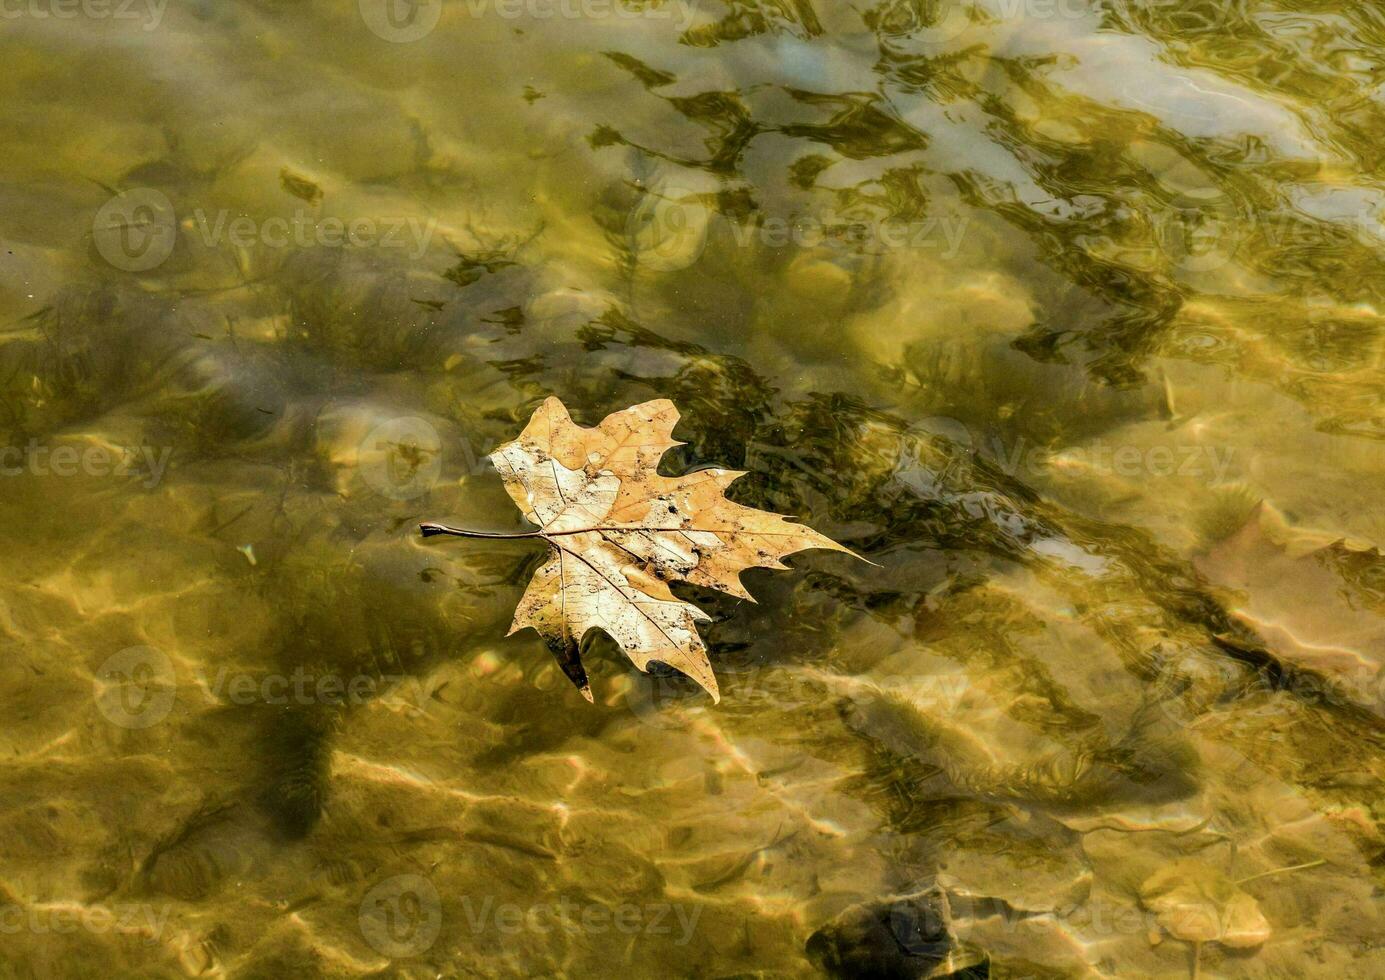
[1192,483,1262,546]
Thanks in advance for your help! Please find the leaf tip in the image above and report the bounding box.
[851,548,882,568]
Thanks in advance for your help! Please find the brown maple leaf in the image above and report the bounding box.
[421,396,862,702]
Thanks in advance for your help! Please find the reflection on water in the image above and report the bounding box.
[1,0,1383,976]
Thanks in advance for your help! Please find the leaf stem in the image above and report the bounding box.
[419,523,544,540]
[1235,859,1326,885]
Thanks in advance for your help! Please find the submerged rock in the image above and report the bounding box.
[1138,859,1271,949]
[806,892,952,980]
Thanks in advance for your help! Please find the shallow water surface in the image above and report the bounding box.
[0,1,1383,977]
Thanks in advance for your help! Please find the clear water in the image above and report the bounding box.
[0,1,1383,977]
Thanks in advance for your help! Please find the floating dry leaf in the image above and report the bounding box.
[1138,859,1271,949]
[422,396,861,702]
